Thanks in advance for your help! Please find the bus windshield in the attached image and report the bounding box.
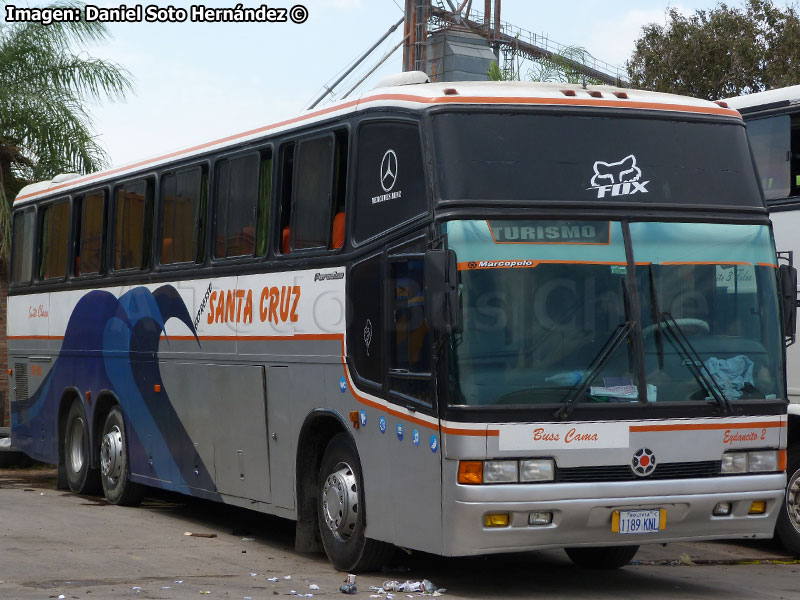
[447,220,785,407]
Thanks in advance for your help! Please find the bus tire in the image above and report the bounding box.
[565,545,639,569]
[63,400,100,494]
[777,444,800,555]
[317,433,393,572]
[99,406,144,506]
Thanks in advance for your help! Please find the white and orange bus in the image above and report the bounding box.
[725,86,800,554]
[8,75,792,571]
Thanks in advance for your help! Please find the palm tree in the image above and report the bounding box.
[0,1,132,259]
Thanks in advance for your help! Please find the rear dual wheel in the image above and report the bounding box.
[63,401,100,494]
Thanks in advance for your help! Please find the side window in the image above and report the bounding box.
[388,252,432,404]
[113,180,150,271]
[76,190,106,275]
[39,199,70,280]
[11,209,35,284]
[278,143,294,254]
[747,115,791,201]
[257,154,272,257]
[160,167,204,264]
[279,130,347,254]
[214,152,266,259]
[348,252,383,388]
[354,121,427,244]
[292,134,334,250]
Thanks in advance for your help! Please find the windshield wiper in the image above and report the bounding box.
[554,321,633,420]
[646,266,731,414]
[658,312,733,415]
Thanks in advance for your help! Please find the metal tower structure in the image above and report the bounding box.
[403,0,626,85]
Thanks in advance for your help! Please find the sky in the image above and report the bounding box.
[4,0,795,167]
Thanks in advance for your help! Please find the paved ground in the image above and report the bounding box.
[1,466,799,600]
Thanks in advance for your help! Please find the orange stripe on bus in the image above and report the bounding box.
[758,262,779,268]
[630,421,783,433]
[160,333,341,342]
[366,93,741,117]
[13,93,739,204]
[457,259,628,271]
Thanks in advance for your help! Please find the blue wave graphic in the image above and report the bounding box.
[14,285,218,498]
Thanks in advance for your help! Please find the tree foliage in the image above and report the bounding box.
[0,1,132,259]
[628,0,800,100]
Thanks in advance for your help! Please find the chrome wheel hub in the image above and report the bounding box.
[321,462,358,541]
[100,425,124,481]
[787,469,800,534]
[68,418,86,474]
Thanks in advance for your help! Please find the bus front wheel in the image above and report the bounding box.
[777,444,800,555]
[565,545,639,569]
[99,407,144,506]
[317,433,393,572]
[63,400,100,494]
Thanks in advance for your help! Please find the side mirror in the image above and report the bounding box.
[779,263,798,345]
[424,248,459,335]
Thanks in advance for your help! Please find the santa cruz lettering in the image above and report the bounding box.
[207,286,301,325]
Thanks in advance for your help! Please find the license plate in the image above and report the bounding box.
[612,509,666,534]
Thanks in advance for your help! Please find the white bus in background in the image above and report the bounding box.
[727,86,800,554]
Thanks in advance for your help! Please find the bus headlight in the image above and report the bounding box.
[484,460,518,483]
[721,450,780,474]
[721,452,748,474]
[520,459,555,482]
[748,451,779,472]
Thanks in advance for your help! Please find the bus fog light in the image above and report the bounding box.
[529,511,553,525]
[712,502,732,516]
[749,501,767,515]
[520,459,555,482]
[721,452,747,474]
[484,461,518,483]
[484,513,510,527]
[748,451,778,472]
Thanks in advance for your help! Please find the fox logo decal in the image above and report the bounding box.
[588,154,649,199]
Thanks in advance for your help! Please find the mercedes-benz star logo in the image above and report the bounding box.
[380,149,398,192]
[631,448,657,477]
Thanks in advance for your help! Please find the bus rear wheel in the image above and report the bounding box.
[317,433,393,572]
[565,545,639,569]
[63,400,100,494]
[776,444,800,555]
[100,407,144,506]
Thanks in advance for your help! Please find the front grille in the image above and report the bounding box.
[557,460,721,483]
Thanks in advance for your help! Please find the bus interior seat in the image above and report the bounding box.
[331,212,345,249]
[282,226,291,254]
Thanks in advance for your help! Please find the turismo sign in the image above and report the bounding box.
[488,220,611,244]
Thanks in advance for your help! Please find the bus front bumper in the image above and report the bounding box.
[441,473,785,556]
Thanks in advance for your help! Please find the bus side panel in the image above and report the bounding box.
[159,360,271,501]
[336,371,445,554]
